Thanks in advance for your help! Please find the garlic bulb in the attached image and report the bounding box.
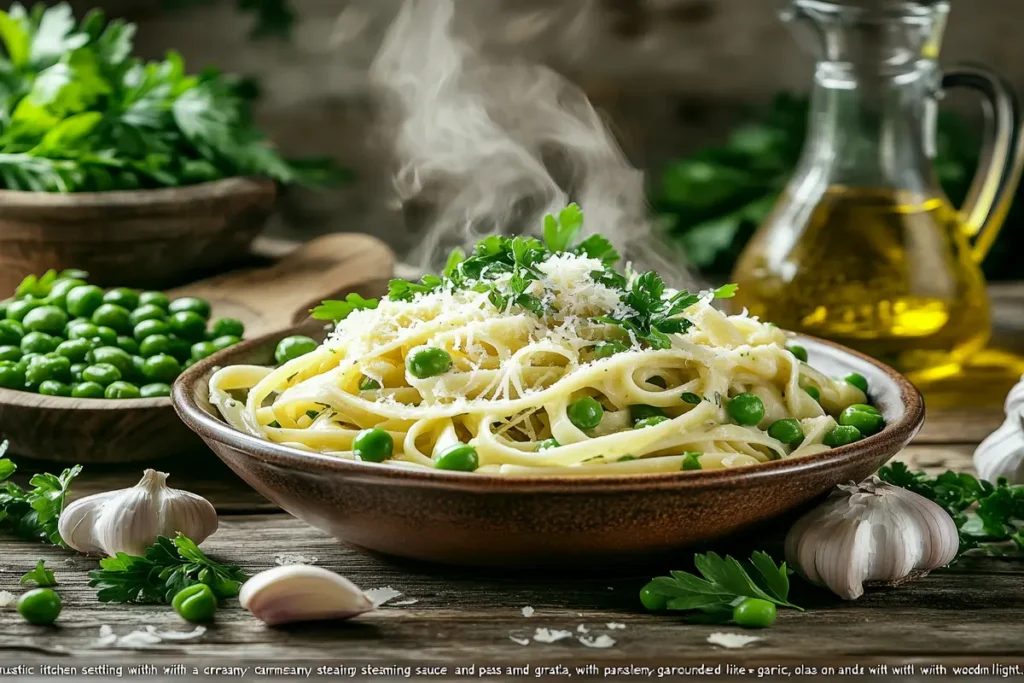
[973,375,1024,484]
[59,470,218,557]
[784,476,958,600]
[239,565,374,625]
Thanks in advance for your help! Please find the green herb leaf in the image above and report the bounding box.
[714,283,739,299]
[20,558,57,587]
[0,441,82,546]
[310,293,379,322]
[543,202,583,252]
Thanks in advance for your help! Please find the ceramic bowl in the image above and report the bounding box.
[172,325,925,567]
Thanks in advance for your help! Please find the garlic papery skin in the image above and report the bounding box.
[784,476,958,600]
[973,375,1024,485]
[239,565,374,626]
[58,470,218,557]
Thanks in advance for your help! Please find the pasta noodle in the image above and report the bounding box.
[209,209,870,476]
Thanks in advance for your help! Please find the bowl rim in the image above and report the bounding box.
[171,326,926,493]
[0,176,275,209]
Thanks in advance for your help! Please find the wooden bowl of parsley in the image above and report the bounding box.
[0,5,337,292]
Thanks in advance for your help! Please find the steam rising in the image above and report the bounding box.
[371,0,697,289]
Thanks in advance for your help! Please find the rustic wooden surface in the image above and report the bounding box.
[1,285,1023,682]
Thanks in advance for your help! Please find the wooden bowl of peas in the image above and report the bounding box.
[0,233,394,464]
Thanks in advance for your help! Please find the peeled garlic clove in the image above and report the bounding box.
[239,565,374,626]
[784,476,958,600]
[59,470,218,557]
[973,376,1024,484]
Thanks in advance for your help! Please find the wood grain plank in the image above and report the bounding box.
[913,407,1003,444]
[0,515,1021,666]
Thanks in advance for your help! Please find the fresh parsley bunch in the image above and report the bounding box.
[0,3,343,192]
[0,440,82,546]
[312,204,737,350]
[89,533,249,604]
[879,462,1024,556]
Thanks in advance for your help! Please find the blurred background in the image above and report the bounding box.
[61,0,1024,281]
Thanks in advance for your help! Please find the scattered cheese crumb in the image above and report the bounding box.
[274,553,319,566]
[533,628,574,643]
[0,590,14,608]
[365,586,404,607]
[92,625,206,649]
[576,624,589,633]
[509,635,531,646]
[606,622,626,630]
[391,599,419,606]
[707,632,762,649]
[521,606,535,618]
[579,634,616,648]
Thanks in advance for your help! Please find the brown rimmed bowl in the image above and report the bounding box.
[172,325,925,567]
[0,177,276,292]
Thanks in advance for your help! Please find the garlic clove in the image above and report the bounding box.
[239,565,374,626]
[59,469,218,557]
[784,476,959,600]
[973,374,1024,485]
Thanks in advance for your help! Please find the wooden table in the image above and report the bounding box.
[2,284,1023,682]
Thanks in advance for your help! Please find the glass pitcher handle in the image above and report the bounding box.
[941,64,1024,262]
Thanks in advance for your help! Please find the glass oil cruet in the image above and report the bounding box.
[730,0,1024,390]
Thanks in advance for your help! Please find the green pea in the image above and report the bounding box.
[71,381,105,399]
[568,396,604,431]
[823,425,863,447]
[89,346,133,376]
[536,438,559,451]
[69,362,87,382]
[0,345,21,363]
[274,335,319,365]
[25,355,71,387]
[91,304,132,334]
[66,321,99,341]
[140,334,174,358]
[59,268,88,280]
[47,278,86,307]
[105,381,141,399]
[593,341,628,359]
[168,297,212,320]
[211,318,244,339]
[95,326,117,345]
[359,377,381,391]
[0,319,26,346]
[634,416,669,429]
[630,404,665,424]
[63,317,87,335]
[38,380,71,397]
[55,339,91,363]
[728,392,765,426]
[839,404,885,436]
[169,311,207,341]
[17,587,62,625]
[103,288,139,311]
[65,285,104,318]
[129,304,167,327]
[81,363,122,386]
[133,319,170,342]
[116,335,140,355]
[6,299,41,322]
[139,291,170,310]
[844,372,869,394]
[0,300,7,318]
[407,347,452,379]
[0,361,25,389]
[434,443,479,471]
[190,341,218,362]
[353,427,394,463]
[732,597,776,628]
[171,583,217,623]
[804,386,821,402]
[142,354,181,383]
[639,581,667,611]
[166,336,192,362]
[130,355,146,382]
[767,418,804,445]
[787,345,808,362]
[211,335,241,351]
[21,332,59,355]
[140,382,172,398]
[681,451,703,470]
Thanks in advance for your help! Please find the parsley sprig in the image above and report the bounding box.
[0,440,82,546]
[643,551,801,623]
[21,559,57,587]
[879,462,1024,556]
[88,533,249,604]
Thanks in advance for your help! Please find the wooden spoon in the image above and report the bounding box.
[0,233,393,464]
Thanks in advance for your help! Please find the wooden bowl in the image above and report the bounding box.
[0,177,276,292]
[0,233,393,463]
[172,327,926,567]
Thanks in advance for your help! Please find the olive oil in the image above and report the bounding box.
[730,187,991,381]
